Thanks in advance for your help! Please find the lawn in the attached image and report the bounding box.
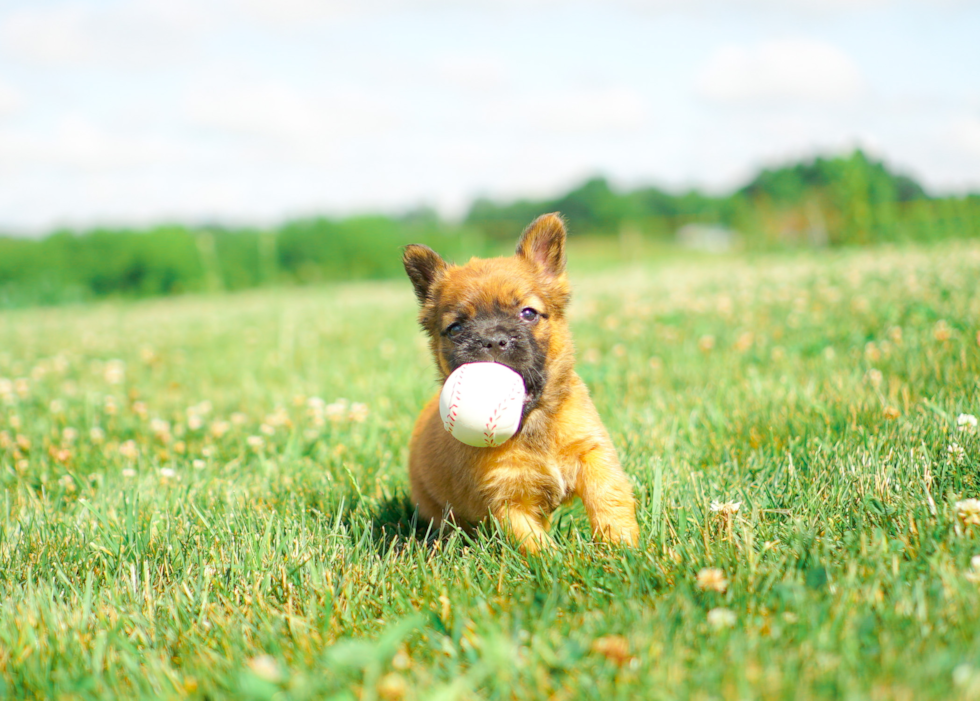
[1,240,979,700]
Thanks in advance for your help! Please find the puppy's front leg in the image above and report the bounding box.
[492,504,554,554]
[575,445,640,546]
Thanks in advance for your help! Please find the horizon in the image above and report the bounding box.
[0,147,948,239]
[1,0,979,234]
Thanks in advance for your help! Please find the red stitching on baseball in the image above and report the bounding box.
[444,365,467,433]
[483,375,523,447]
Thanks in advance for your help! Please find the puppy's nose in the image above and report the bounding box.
[482,331,512,355]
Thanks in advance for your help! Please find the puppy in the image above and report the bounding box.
[402,213,639,552]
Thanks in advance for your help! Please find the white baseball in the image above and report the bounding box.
[439,362,526,448]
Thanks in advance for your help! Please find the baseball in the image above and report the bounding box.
[439,362,526,448]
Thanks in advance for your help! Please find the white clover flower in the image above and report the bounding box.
[118,440,139,460]
[956,499,980,526]
[948,443,966,464]
[104,359,126,385]
[325,399,349,422]
[696,567,728,593]
[349,402,369,423]
[248,655,282,684]
[266,407,290,427]
[159,467,176,479]
[957,414,978,432]
[707,607,737,630]
[710,501,742,515]
[89,426,106,443]
[246,435,265,450]
[307,397,326,426]
[954,664,978,688]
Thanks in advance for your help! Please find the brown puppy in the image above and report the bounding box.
[402,213,639,552]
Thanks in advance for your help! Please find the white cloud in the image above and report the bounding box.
[436,55,509,91]
[487,87,650,134]
[185,82,327,142]
[233,0,367,24]
[231,0,929,24]
[949,114,980,155]
[0,116,197,172]
[696,38,865,104]
[0,79,23,118]
[0,0,212,66]
[182,78,399,159]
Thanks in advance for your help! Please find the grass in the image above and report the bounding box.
[1,239,980,700]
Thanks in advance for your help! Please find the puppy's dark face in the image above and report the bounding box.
[404,213,573,417]
[429,259,552,413]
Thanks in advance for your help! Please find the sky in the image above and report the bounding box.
[0,0,978,233]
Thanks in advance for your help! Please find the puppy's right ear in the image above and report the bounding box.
[403,244,447,304]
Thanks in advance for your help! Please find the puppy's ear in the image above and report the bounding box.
[403,244,447,303]
[516,212,566,278]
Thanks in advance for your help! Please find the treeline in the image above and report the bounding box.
[0,214,489,307]
[1,150,978,307]
[465,150,980,246]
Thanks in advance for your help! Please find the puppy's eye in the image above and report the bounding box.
[519,307,539,322]
[446,322,463,337]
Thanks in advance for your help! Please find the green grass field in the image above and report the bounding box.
[2,240,980,700]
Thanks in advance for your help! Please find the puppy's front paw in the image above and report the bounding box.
[592,515,640,547]
[614,523,640,547]
[494,506,554,556]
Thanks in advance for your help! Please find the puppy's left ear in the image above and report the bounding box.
[403,244,447,303]
[516,212,566,278]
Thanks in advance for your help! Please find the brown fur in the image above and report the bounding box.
[402,213,639,552]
